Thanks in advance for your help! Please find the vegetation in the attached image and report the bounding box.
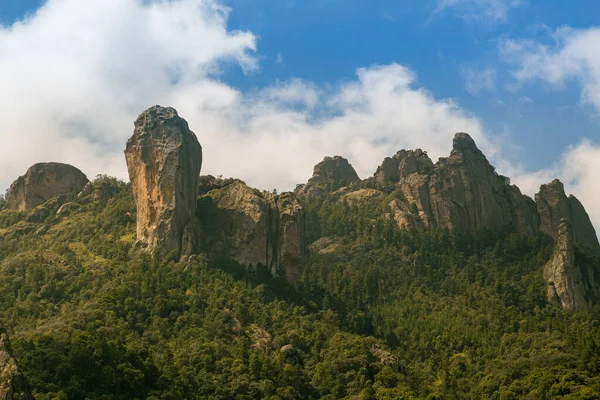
[0,178,599,399]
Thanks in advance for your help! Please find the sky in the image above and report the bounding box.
[0,0,599,233]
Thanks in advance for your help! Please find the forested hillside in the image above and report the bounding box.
[0,175,599,400]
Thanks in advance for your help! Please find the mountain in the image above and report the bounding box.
[0,106,599,399]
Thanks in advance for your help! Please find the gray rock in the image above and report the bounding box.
[7,163,89,211]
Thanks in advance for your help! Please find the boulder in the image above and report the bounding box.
[125,106,202,257]
[6,163,89,211]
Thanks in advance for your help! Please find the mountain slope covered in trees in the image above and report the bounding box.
[0,174,599,399]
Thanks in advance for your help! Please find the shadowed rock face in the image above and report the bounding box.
[197,178,305,285]
[0,325,34,400]
[125,106,202,257]
[296,156,360,198]
[543,219,597,311]
[6,163,89,211]
[536,179,600,253]
[376,133,540,236]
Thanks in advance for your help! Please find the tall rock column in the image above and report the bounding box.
[125,106,202,257]
[543,219,589,311]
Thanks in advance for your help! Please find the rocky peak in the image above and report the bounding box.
[535,179,600,252]
[296,156,359,198]
[543,218,593,311]
[125,105,203,258]
[0,325,34,400]
[375,149,433,184]
[6,163,89,211]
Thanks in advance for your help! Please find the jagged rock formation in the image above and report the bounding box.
[125,105,202,257]
[6,163,89,211]
[197,177,305,285]
[543,219,597,311]
[372,133,540,235]
[0,325,34,400]
[296,156,360,198]
[536,179,600,252]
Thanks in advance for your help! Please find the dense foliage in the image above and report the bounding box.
[0,177,599,399]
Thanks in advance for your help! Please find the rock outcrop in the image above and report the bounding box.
[536,179,600,252]
[0,325,35,400]
[125,106,202,257]
[197,178,305,285]
[373,133,540,236]
[543,219,597,311]
[296,156,360,198]
[7,163,89,211]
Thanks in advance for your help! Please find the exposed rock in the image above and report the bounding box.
[197,180,305,285]
[7,163,89,211]
[125,106,202,257]
[0,324,35,400]
[309,236,342,255]
[296,156,360,198]
[56,202,80,216]
[543,219,595,311]
[374,133,540,236]
[536,180,600,252]
[374,149,433,185]
[342,189,384,206]
[249,324,273,352]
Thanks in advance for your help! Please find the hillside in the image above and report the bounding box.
[0,106,599,399]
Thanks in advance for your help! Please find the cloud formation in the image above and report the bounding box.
[434,0,522,23]
[462,66,497,95]
[500,27,600,112]
[0,0,598,235]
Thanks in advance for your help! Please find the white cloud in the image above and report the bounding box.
[0,0,598,236]
[434,0,522,23]
[500,27,600,111]
[505,140,600,237]
[462,66,497,95]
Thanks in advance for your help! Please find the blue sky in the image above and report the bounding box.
[0,0,599,230]
[4,0,598,170]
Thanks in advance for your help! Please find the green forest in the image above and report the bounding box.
[0,175,599,400]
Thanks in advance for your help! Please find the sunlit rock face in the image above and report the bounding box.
[543,219,598,311]
[125,105,202,257]
[536,179,600,253]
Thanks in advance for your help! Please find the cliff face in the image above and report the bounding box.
[125,106,202,257]
[543,219,597,311]
[197,177,305,285]
[0,325,34,400]
[375,133,540,236]
[536,180,600,252]
[296,156,360,198]
[6,163,89,211]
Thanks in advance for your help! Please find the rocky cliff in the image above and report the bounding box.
[0,325,34,400]
[543,219,597,311]
[197,176,305,285]
[6,163,89,211]
[536,179,600,252]
[370,133,540,236]
[296,156,360,198]
[125,105,202,257]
